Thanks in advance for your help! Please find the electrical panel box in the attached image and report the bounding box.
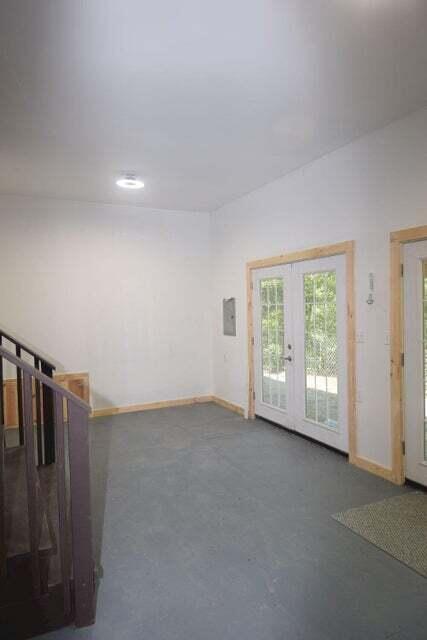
[223,298,236,336]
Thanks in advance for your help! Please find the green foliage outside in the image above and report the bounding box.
[304,272,337,377]
[261,272,337,376]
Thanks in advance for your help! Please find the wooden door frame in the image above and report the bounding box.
[390,225,427,485]
[246,241,359,464]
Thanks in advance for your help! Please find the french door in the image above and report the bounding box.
[403,241,427,486]
[253,255,348,452]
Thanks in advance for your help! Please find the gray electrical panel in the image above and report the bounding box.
[223,298,236,336]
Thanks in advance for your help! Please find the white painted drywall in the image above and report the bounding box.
[1,107,426,469]
[210,107,427,469]
[0,196,212,410]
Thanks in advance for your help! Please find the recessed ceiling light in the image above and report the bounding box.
[116,174,144,190]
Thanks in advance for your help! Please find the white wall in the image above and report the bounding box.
[0,196,212,410]
[210,107,427,470]
[1,108,426,468]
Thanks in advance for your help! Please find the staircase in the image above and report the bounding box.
[0,330,96,638]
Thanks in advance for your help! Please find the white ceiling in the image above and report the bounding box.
[1,1,427,212]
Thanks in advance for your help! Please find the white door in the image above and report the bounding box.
[253,266,294,426]
[253,255,348,452]
[404,241,427,486]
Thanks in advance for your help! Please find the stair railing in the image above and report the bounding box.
[0,346,95,628]
[0,329,56,464]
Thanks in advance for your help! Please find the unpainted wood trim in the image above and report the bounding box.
[346,242,357,463]
[92,396,215,418]
[211,396,245,416]
[91,395,245,419]
[390,239,405,484]
[246,241,358,466]
[54,372,90,405]
[3,371,90,428]
[0,347,90,411]
[352,455,394,482]
[246,241,353,271]
[247,263,255,419]
[54,372,89,383]
[389,224,427,485]
[390,225,427,244]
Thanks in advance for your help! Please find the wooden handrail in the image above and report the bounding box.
[0,347,90,412]
[0,329,56,371]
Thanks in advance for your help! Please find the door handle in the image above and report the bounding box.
[284,356,292,362]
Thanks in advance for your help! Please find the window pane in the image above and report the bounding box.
[304,271,338,428]
[260,278,286,410]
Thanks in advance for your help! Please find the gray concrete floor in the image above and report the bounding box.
[42,403,426,640]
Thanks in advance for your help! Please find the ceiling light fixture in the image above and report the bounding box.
[116,174,144,190]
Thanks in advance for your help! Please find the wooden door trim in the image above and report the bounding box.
[390,225,427,484]
[246,241,357,462]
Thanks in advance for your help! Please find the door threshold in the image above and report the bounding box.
[255,415,349,458]
[405,478,427,492]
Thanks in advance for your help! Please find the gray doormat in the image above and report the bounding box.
[333,492,427,577]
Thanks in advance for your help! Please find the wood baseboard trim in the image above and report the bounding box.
[211,396,245,416]
[351,455,396,483]
[91,395,245,419]
[91,395,214,418]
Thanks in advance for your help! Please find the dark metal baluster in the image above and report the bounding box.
[23,370,41,598]
[34,357,43,465]
[16,345,24,445]
[68,401,95,627]
[54,391,72,617]
[0,339,5,578]
[0,335,4,426]
[41,362,55,465]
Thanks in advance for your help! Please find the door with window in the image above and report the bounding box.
[253,255,348,452]
[404,241,427,486]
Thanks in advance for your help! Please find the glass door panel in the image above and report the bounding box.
[253,255,347,452]
[293,255,348,452]
[304,271,338,429]
[253,265,293,427]
[261,278,286,410]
